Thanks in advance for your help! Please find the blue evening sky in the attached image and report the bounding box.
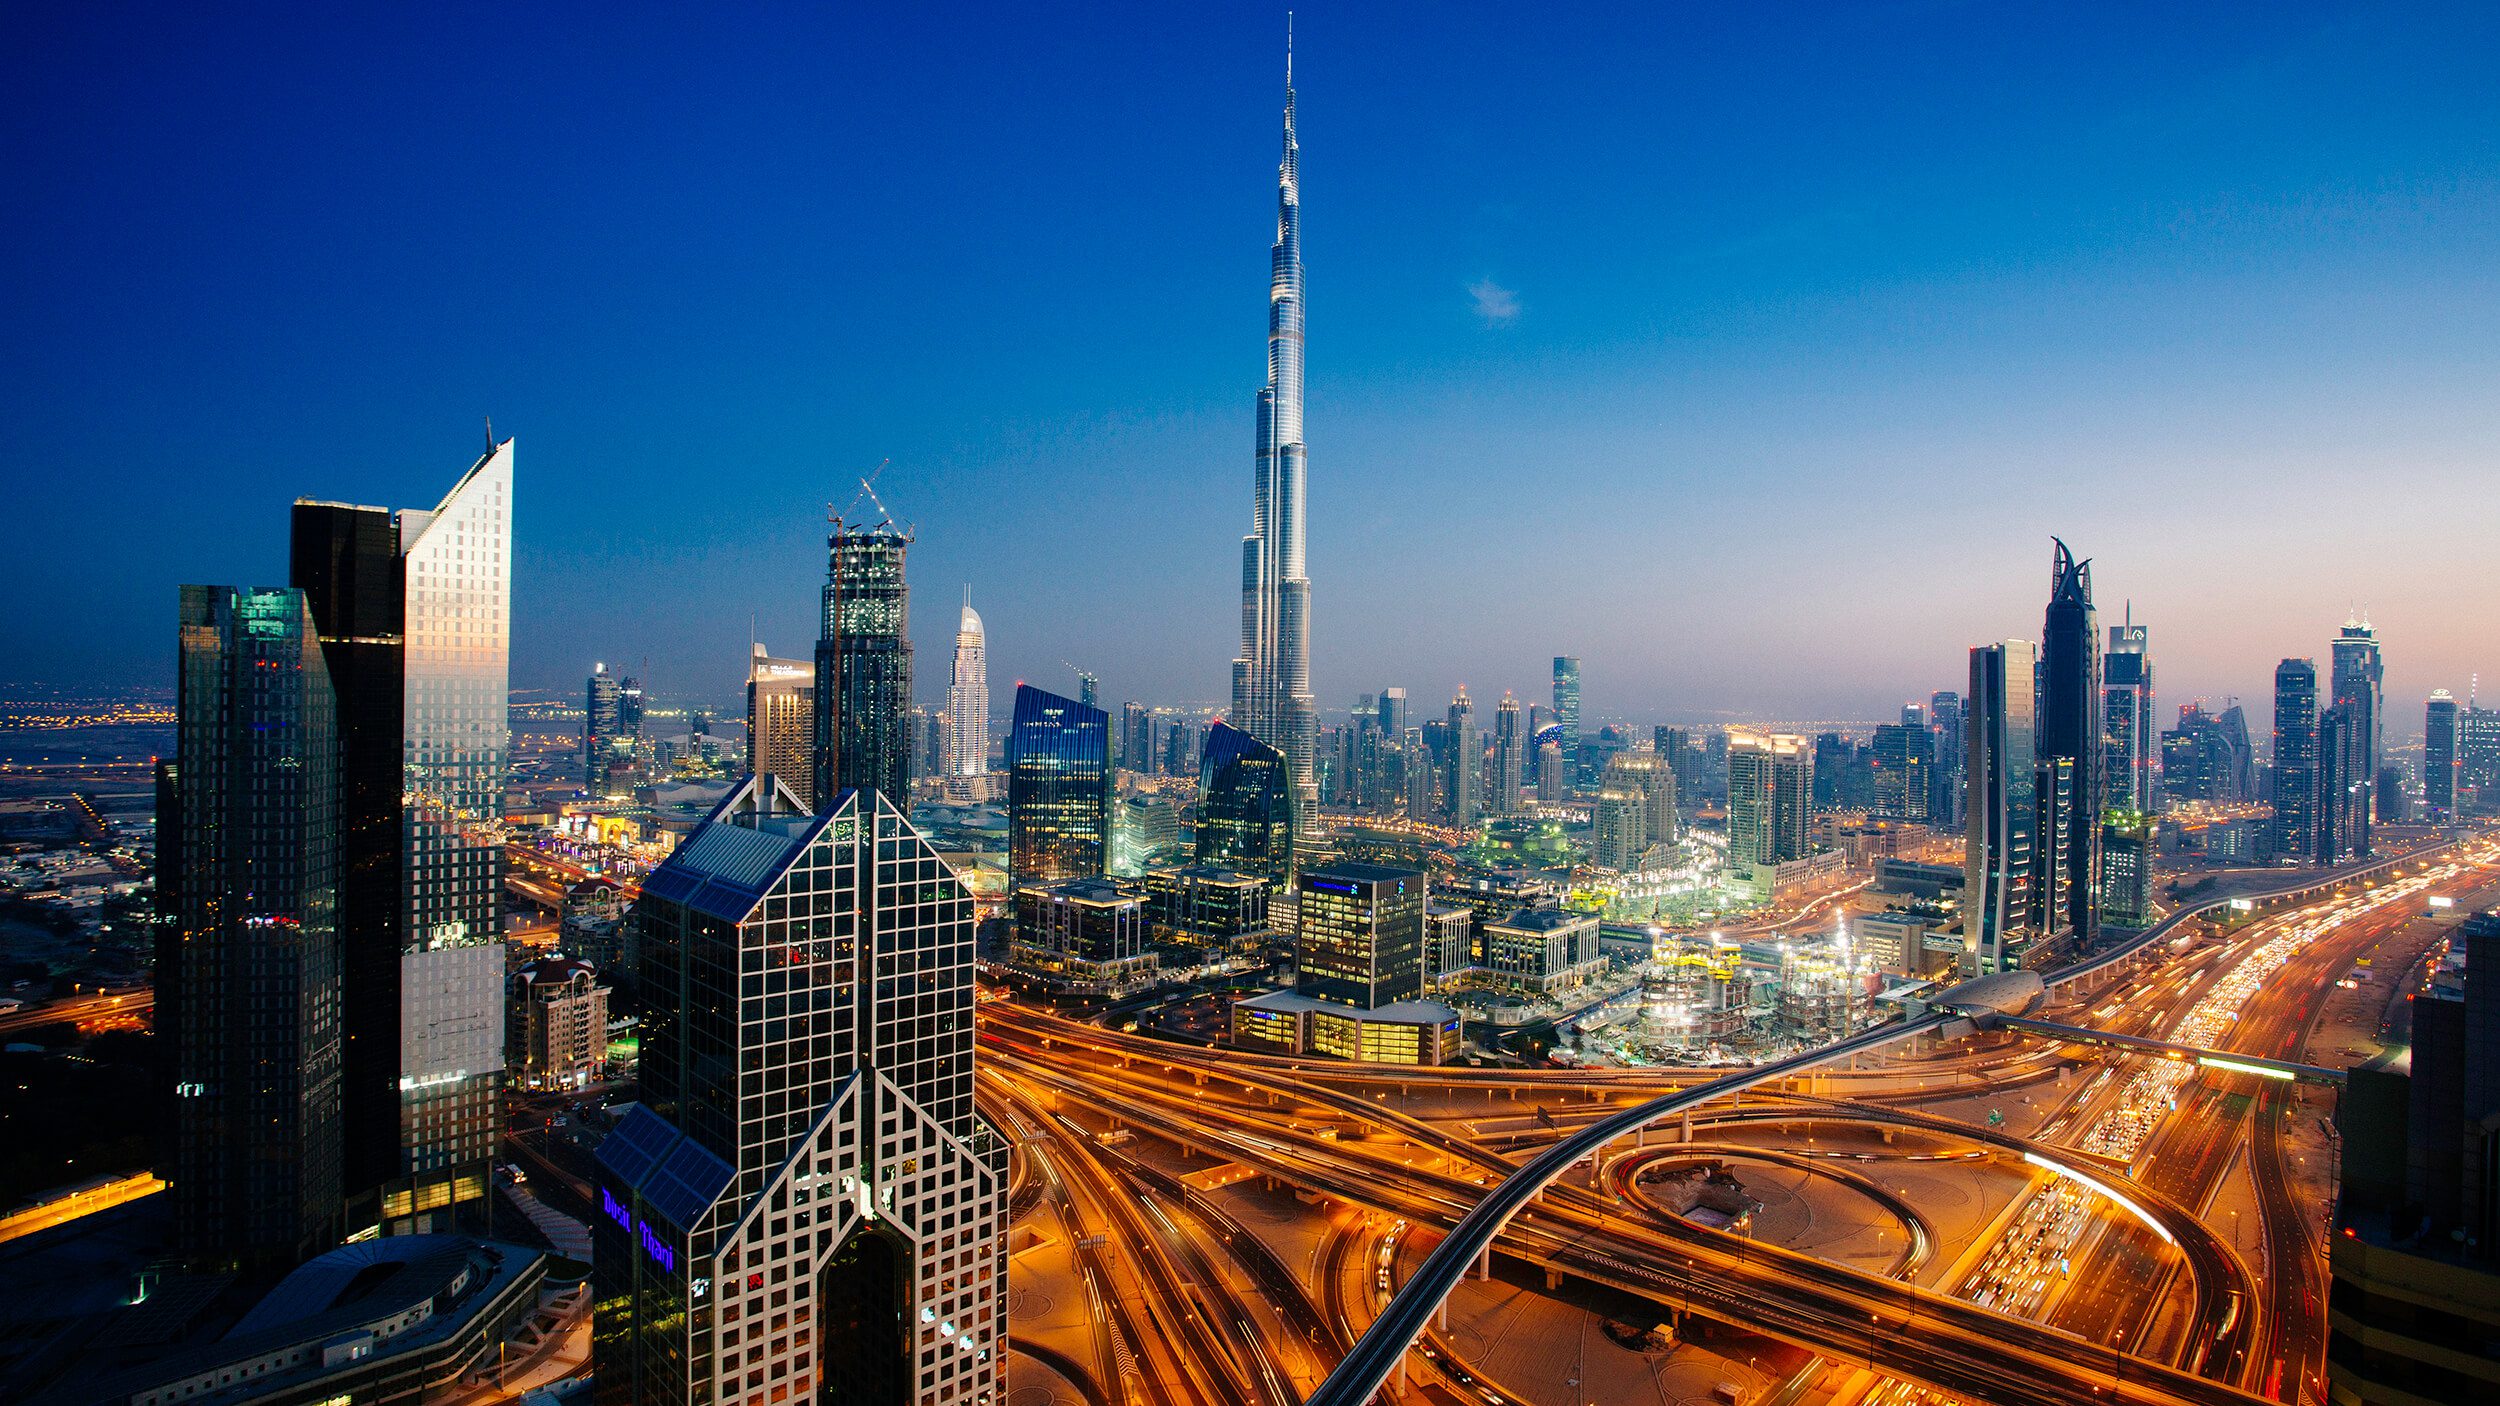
[4,3,2495,729]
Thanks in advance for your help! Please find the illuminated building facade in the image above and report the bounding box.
[509,957,610,1092]
[2273,658,2320,862]
[2038,540,2101,947]
[1011,878,1154,989]
[943,594,988,800]
[1965,640,2038,974]
[1006,684,1111,886]
[812,521,914,807]
[2103,612,2156,814]
[1196,720,1293,878]
[2099,810,2154,929]
[1870,722,1932,822]
[1727,728,1812,897]
[745,644,815,808]
[587,662,623,790]
[2427,690,2460,821]
[1231,46,1318,816]
[595,778,1002,1406]
[166,584,344,1271]
[1144,865,1272,945]
[1551,656,1581,783]
[1480,908,1604,997]
[1294,862,1426,1010]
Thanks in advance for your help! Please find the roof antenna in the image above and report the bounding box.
[483,414,495,451]
[1287,11,1293,85]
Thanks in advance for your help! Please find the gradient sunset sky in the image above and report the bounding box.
[5,3,2495,731]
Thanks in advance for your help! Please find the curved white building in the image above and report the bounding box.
[944,591,988,800]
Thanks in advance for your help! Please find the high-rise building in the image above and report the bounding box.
[618,674,645,738]
[1120,701,1151,774]
[943,592,988,800]
[2099,809,2154,929]
[1294,863,1426,1010]
[1446,688,1480,827]
[1196,720,1294,878]
[1726,728,1812,896]
[1074,670,1098,710]
[2272,659,2320,862]
[746,644,815,808]
[1377,687,1408,739]
[1965,641,2039,975]
[2428,690,2461,822]
[1608,751,1679,845]
[509,958,610,1092]
[586,662,623,790]
[2316,705,2365,864]
[1927,691,1966,829]
[1870,722,1932,822]
[1535,739,1566,803]
[292,440,512,1236]
[2332,616,2385,817]
[1230,48,1318,817]
[1551,656,1581,782]
[1491,692,1523,815]
[2103,610,2156,814]
[2038,540,2102,946]
[812,516,914,807]
[2466,701,2500,817]
[1592,782,1646,870]
[1006,684,1111,886]
[166,585,344,1270]
[595,778,1001,1406]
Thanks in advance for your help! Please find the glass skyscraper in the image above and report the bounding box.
[1006,683,1111,886]
[1726,727,1811,898]
[167,585,344,1270]
[1965,641,2038,975]
[1196,719,1294,878]
[2330,617,2383,850]
[291,437,512,1234]
[2272,658,2320,862]
[1551,656,1581,782]
[2427,690,2460,821]
[746,643,815,808]
[2102,611,2155,814]
[1294,862,1426,1010]
[813,520,915,807]
[943,592,988,800]
[2037,539,2101,948]
[595,778,1002,1405]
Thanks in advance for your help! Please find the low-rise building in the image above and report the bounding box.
[1229,990,1462,1066]
[1142,865,1272,947]
[510,957,611,1091]
[1011,877,1158,990]
[1479,908,1606,997]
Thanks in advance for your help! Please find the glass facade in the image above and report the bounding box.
[595,780,1001,1406]
[1196,720,1294,878]
[2038,540,2101,947]
[746,646,815,807]
[813,526,915,807]
[1005,684,1110,886]
[1966,641,2037,974]
[1294,862,1425,1009]
[169,586,344,1270]
[2273,659,2319,861]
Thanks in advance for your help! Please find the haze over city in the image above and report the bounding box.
[6,4,2498,723]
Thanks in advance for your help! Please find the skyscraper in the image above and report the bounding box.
[586,661,622,790]
[2316,704,2364,864]
[1491,691,1523,815]
[1196,720,1294,878]
[1230,43,1318,818]
[746,644,815,808]
[1551,656,1581,782]
[2428,690,2461,822]
[2038,540,2102,947]
[1870,722,1932,822]
[1726,728,1811,897]
[943,592,988,800]
[2102,609,2156,814]
[1445,688,1479,827]
[1377,686,1408,739]
[1295,863,1426,1011]
[594,778,1001,1405]
[166,585,344,1270]
[813,515,914,806]
[2466,699,2500,816]
[2332,616,2385,812]
[1120,701,1152,774]
[618,674,645,738]
[1006,684,1111,886]
[1927,690,1966,829]
[2273,659,2320,863]
[1966,641,2039,975]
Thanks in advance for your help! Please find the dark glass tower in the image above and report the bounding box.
[2316,704,2362,863]
[2102,612,2155,814]
[2273,658,2320,862]
[1196,720,1294,878]
[2037,539,2102,947]
[2330,617,2382,853]
[288,500,406,1205]
[813,521,915,807]
[1965,641,2038,975]
[168,585,344,1270]
[1551,656,1581,783]
[586,662,623,790]
[1006,684,1112,886]
[2427,691,2461,822]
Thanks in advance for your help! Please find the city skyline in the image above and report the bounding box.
[5,7,2497,724]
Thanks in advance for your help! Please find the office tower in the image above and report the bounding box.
[1927,691,1966,829]
[1074,670,1097,710]
[2212,703,2257,799]
[2466,701,2500,816]
[1295,863,1426,1009]
[1610,751,1679,843]
[1006,684,1111,886]
[1120,701,1150,773]
[2316,705,2364,864]
[1551,656,1581,781]
[1535,740,1565,803]
[1593,781,1646,870]
[2099,809,2154,929]
[812,514,914,807]
[2273,659,2320,862]
[1870,722,1932,822]
[2033,755,2076,944]
[2375,768,2408,825]
[1230,48,1318,818]
[2037,539,2102,946]
[586,662,622,789]
[2103,610,2156,813]
[2428,691,2461,821]
[1196,720,1294,878]
[1965,641,2039,975]
[1440,685,1470,825]
[594,778,1001,1406]
[292,440,511,1235]
[1811,733,1850,811]
[1378,687,1408,739]
[746,644,815,808]
[1726,728,1811,896]
[619,674,645,738]
[1164,719,1198,778]
[1492,691,1523,814]
[167,585,344,1270]
[2332,616,2385,814]
[1403,733,1435,819]
[943,592,988,800]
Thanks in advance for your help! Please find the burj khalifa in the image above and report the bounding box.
[1231,37,1317,816]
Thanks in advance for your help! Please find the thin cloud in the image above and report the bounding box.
[1468,278,1521,325]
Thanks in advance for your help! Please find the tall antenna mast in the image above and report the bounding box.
[1287,10,1293,85]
